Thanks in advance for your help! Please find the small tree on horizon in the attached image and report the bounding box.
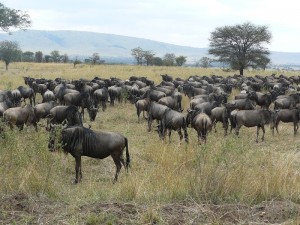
[208,22,272,75]
[175,55,187,66]
[35,51,43,63]
[0,40,21,70]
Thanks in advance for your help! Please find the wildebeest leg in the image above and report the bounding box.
[275,120,280,134]
[147,115,152,132]
[224,121,228,136]
[102,101,106,111]
[197,130,202,145]
[294,122,298,136]
[183,127,188,143]
[168,129,172,143]
[136,108,141,123]
[111,153,122,182]
[177,128,183,142]
[213,120,217,133]
[74,156,82,184]
[261,125,265,142]
[256,126,260,143]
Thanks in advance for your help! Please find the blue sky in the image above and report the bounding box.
[2,0,300,52]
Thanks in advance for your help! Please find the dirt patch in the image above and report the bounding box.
[1,193,300,224]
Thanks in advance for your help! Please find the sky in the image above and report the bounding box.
[2,0,300,52]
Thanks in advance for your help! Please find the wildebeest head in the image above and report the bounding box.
[87,107,98,121]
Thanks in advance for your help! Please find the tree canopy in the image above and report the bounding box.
[0,40,21,70]
[208,22,272,75]
[0,3,31,32]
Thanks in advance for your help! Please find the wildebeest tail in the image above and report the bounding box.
[125,137,130,170]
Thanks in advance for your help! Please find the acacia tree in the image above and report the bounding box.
[175,56,187,66]
[50,50,61,63]
[208,22,272,75]
[143,50,155,66]
[0,3,31,32]
[0,40,21,70]
[163,53,175,66]
[35,51,43,63]
[131,47,144,65]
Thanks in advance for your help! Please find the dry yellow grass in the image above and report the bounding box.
[1,62,300,223]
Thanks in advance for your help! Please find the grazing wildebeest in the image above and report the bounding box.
[233,109,275,142]
[135,98,150,122]
[273,108,300,136]
[48,126,130,183]
[47,105,83,128]
[157,108,188,143]
[3,104,37,131]
[147,101,169,132]
[63,92,98,121]
[187,110,212,144]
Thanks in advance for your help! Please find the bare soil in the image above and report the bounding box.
[1,193,300,224]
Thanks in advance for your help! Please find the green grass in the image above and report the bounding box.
[1,62,300,223]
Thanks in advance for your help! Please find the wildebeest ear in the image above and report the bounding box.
[187,108,191,113]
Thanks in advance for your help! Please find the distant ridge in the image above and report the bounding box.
[0,29,299,65]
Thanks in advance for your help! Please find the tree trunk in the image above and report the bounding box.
[5,62,8,70]
[239,67,244,75]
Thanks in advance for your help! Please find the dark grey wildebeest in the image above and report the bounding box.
[273,108,300,136]
[147,101,169,132]
[34,101,57,122]
[210,105,231,136]
[158,108,188,143]
[48,125,130,183]
[233,109,275,142]
[187,110,212,145]
[135,98,151,122]
[3,104,37,131]
[47,105,83,129]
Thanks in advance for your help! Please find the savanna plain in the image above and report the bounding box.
[1,63,300,224]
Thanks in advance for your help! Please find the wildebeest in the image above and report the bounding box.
[47,105,83,128]
[273,108,300,135]
[232,109,275,142]
[63,92,98,121]
[3,104,37,131]
[34,101,57,122]
[17,86,36,105]
[274,93,300,109]
[187,110,212,144]
[48,125,130,183]
[210,106,231,136]
[93,87,109,111]
[147,101,169,132]
[157,91,182,111]
[135,97,150,122]
[42,90,56,103]
[157,108,188,143]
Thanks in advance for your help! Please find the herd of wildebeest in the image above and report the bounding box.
[1,72,300,183]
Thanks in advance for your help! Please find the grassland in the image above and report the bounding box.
[1,63,300,224]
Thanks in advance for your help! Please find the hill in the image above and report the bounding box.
[0,29,299,66]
